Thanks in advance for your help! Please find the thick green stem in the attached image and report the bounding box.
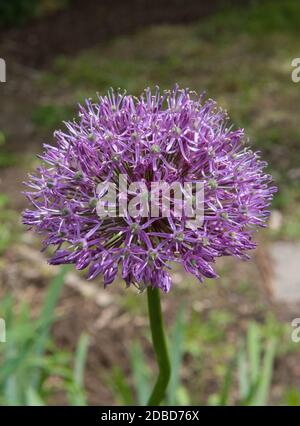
[147,287,171,406]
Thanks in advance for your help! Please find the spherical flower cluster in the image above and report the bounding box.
[23,87,276,292]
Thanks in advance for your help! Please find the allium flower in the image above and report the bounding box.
[23,87,276,292]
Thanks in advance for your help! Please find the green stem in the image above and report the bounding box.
[147,287,171,406]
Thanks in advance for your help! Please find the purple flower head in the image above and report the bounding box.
[23,87,276,292]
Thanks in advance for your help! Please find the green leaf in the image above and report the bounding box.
[73,334,89,387]
[284,388,300,406]
[167,303,186,405]
[252,338,277,406]
[30,266,70,386]
[26,387,45,406]
[247,322,261,384]
[130,341,151,406]
[218,359,235,406]
[110,366,135,405]
[69,333,90,406]
[238,347,248,401]
[0,130,6,146]
[0,274,90,407]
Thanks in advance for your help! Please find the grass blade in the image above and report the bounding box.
[218,359,235,406]
[110,366,135,405]
[26,387,45,406]
[238,348,249,401]
[247,322,261,384]
[167,304,186,405]
[73,334,89,387]
[130,341,151,406]
[252,338,277,406]
[31,266,70,386]
[70,333,90,406]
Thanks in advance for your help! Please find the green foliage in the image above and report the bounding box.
[108,304,188,406]
[0,193,18,254]
[0,0,39,27]
[167,304,188,405]
[130,342,151,406]
[0,0,71,28]
[67,333,90,406]
[196,0,300,39]
[185,309,234,357]
[109,312,294,406]
[0,131,6,146]
[284,388,300,406]
[0,267,89,405]
[0,152,18,168]
[0,132,18,168]
[209,322,277,406]
[31,104,74,131]
[238,324,276,406]
[109,367,135,406]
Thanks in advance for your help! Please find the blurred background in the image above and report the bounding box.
[0,0,300,406]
